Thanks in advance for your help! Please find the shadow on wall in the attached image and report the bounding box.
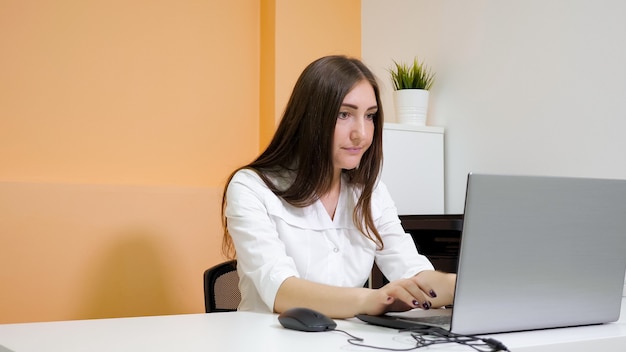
[76,229,178,319]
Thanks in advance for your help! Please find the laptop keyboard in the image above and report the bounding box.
[400,314,451,326]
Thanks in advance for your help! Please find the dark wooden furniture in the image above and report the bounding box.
[370,214,463,288]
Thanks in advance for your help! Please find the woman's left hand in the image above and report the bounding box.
[382,270,456,312]
[414,270,456,308]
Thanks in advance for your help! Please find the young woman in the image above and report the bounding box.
[221,55,455,319]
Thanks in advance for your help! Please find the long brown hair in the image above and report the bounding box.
[221,55,385,258]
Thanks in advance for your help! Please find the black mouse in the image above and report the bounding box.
[278,307,337,332]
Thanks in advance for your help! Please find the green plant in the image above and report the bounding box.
[389,57,435,90]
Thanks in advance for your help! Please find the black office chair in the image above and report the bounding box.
[203,259,241,312]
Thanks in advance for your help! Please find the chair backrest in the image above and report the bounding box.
[203,259,241,313]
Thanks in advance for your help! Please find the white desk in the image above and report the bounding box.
[1,298,625,352]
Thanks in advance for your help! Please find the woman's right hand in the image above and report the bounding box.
[362,271,456,315]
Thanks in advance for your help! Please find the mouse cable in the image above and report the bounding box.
[336,329,419,351]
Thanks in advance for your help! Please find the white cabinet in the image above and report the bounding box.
[381,123,444,215]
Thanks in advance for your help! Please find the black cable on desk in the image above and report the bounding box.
[336,326,510,351]
[404,326,510,352]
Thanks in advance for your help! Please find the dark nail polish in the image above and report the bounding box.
[429,290,437,298]
[412,300,420,308]
[423,301,431,310]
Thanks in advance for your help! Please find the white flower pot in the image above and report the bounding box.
[393,89,430,126]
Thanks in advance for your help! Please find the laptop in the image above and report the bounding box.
[357,173,626,335]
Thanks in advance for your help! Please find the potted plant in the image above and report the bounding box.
[389,57,435,125]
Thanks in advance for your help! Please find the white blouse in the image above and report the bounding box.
[225,168,434,313]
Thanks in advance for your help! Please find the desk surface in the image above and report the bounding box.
[1,298,625,352]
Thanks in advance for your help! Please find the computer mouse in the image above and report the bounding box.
[278,307,337,332]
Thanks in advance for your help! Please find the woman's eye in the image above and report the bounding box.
[338,111,350,119]
[366,112,377,120]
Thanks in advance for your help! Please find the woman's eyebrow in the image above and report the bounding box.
[341,103,378,110]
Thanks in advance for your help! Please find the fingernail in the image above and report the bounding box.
[423,301,431,310]
[429,290,437,298]
[412,300,420,308]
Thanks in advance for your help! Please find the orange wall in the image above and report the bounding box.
[0,0,360,323]
[261,0,362,148]
[0,182,224,321]
[0,0,260,187]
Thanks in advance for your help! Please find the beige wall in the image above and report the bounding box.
[362,0,626,213]
[0,0,360,323]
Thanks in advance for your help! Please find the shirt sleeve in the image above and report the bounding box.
[225,169,300,312]
[372,181,435,280]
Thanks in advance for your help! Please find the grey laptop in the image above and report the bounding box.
[357,173,626,335]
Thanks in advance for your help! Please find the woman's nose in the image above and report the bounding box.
[351,117,367,139]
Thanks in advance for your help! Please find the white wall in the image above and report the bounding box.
[362,0,626,214]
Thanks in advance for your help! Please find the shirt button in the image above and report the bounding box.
[333,248,339,253]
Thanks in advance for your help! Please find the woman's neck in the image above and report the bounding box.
[320,175,341,220]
